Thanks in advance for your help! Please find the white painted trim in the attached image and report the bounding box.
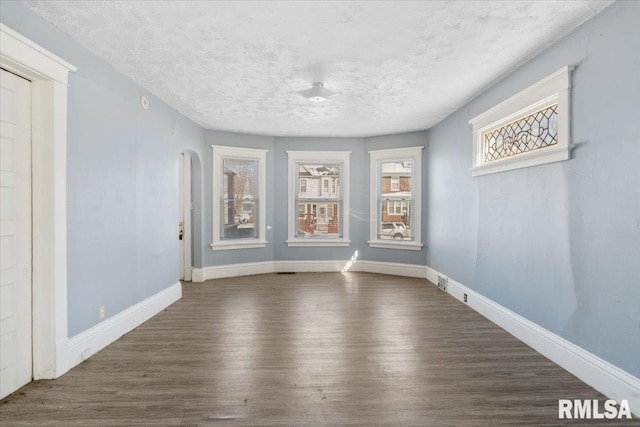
[367,241,423,251]
[191,260,428,282]
[470,144,572,177]
[469,66,574,176]
[189,258,640,416]
[357,260,427,278]
[425,266,640,417]
[210,145,268,154]
[210,145,267,250]
[179,153,192,281]
[192,261,275,281]
[64,282,182,374]
[0,24,76,84]
[0,24,76,380]
[285,239,351,247]
[274,260,351,273]
[369,146,423,249]
[287,151,351,247]
[210,240,267,250]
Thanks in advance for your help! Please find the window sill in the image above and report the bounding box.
[210,240,268,251]
[368,241,423,251]
[470,145,572,177]
[286,239,351,248]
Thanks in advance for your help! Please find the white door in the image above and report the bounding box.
[0,69,32,399]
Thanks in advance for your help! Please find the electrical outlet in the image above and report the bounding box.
[464,293,468,303]
[98,306,106,321]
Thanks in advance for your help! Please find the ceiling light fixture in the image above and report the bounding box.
[298,82,339,102]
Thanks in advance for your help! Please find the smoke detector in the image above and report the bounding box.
[298,82,339,102]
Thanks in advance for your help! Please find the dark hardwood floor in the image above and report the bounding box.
[0,272,632,426]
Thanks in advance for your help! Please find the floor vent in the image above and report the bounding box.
[437,275,448,292]
[277,272,296,275]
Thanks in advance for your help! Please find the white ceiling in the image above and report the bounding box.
[22,0,612,137]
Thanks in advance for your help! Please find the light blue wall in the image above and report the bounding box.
[201,133,429,265]
[425,1,640,376]
[4,0,637,379]
[0,1,205,337]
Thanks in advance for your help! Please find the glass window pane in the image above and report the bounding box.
[378,199,413,241]
[380,160,412,197]
[222,158,258,240]
[297,163,340,199]
[296,201,341,238]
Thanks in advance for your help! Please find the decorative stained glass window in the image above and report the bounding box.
[483,104,558,162]
[469,66,573,177]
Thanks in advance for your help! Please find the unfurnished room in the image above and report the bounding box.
[0,0,638,425]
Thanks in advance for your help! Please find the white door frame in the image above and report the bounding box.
[0,24,76,379]
[179,153,192,281]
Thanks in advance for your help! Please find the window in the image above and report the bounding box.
[369,146,423,250]
[387,200,408,215]
[287,151,351,247]
[390,176,399,191]
[211,145,267,250]
[469,66,574,176]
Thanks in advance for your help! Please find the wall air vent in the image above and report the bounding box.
[437,275,448,292]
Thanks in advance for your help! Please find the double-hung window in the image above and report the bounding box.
[287,151,351,247]
[211,145,267,250]
[369,146,423,250]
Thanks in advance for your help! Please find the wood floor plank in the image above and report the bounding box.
[0,272,635,425]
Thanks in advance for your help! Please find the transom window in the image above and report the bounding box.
[211,145,267,250]
[369,146,423,250]
[287,151,351,247]
[469,66,573,176]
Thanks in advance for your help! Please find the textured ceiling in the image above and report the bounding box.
[22,0,612,137]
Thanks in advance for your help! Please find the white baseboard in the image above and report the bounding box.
[192,260,429,282]
[426,266,640,417]
[357,260,427,278]
[63,282,182,374]
[192,261,274,281]
[191,259,639,415]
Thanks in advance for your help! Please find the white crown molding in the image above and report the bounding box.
[63,282,182,375]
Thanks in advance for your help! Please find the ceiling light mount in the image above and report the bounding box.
[299,82,339,102]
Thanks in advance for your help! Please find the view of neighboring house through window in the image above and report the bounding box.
[222,158,258,239]
[296,163,341,238]
[211,145,267,250]
[379,160,412,240]
[287,151,351,246]
[369,146,423,250]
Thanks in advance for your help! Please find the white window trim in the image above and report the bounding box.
[469,66,574,177]
[368,146,423,251]
[210,145,267,250]
[286,150,351,247]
